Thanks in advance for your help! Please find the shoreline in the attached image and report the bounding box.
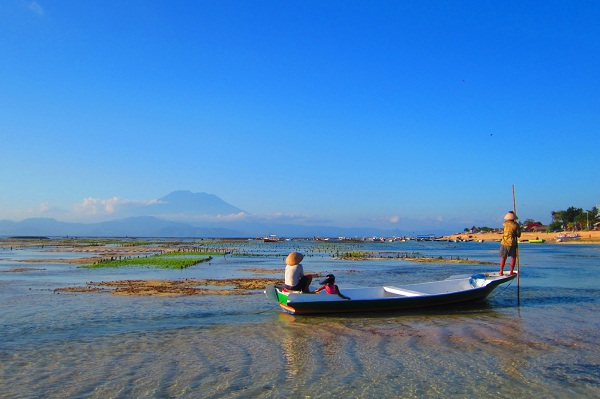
[438,230,600,244]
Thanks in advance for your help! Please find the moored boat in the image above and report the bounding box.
[555,233,580,242]
[528,238,546,243]
[262,235,280,242]
[265,272,517,315]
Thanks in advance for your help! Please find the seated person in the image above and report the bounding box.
[314,274,350,300]
[284,252,312,293]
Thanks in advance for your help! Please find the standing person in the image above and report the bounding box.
[499,211,521,276]
[284,252,313,293]
[314,274,351,300]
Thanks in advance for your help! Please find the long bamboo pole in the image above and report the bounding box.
[513,184,520,303]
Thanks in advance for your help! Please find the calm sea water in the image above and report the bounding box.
[1,240,599,398]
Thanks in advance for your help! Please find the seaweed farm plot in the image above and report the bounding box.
[54,277,285,296]
[81,251,216,269]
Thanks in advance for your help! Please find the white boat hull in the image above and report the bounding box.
[265,272,517,315]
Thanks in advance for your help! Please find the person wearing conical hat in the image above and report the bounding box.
[499,211,521,276]
[284,252,313,293]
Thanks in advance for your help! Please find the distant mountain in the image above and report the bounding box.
[156,190,245,215]
[0,191,433,238]
[120,190,245,218]
[91,216,245,237]
[0,216,421,238]
[0,217,245,238]
[0,218,87,237]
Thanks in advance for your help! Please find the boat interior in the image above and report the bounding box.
[280,274,505,302]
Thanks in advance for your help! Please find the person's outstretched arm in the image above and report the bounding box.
[336,286,350,300]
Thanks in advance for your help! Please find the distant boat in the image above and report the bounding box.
[337,237,363,243]
[528,238,546,243]
[555,233,580,242]
[265,273,517,315]
[262,235,280,243]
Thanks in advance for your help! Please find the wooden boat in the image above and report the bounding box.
[265,272,517,315]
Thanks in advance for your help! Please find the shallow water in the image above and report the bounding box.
[1,241,599,398]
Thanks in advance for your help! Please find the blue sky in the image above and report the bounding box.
[1,1,599,233]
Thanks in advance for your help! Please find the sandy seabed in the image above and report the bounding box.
[54,277,284,296]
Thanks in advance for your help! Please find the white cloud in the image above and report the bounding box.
[214,212,250,221]
[27,1,44,16]
[367,215,403,225]
[73,196,160,216]
[74,197,116,215]
[261,212,331,224]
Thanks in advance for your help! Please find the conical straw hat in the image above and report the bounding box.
[286,252,304,266]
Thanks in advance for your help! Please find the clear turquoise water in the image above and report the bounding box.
[1,241,599,398]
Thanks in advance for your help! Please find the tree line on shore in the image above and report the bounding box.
[464,205,599,233]
[550,206,599,231]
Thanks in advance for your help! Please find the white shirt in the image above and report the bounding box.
[285,263,304,287]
